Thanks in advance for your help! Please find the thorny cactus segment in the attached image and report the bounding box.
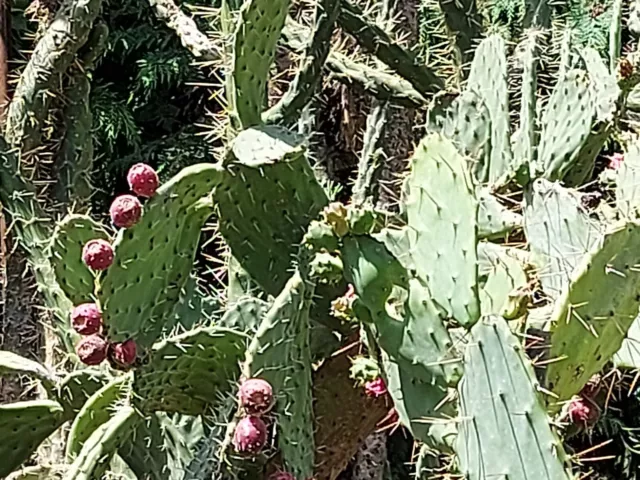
[457,316,571,480]
[403,133,480,328]
[0,400,66,478]
[546,222,640,405]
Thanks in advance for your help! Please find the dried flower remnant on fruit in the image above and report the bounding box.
[331,284,356,320]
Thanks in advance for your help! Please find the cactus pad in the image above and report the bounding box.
[477,189,523,240]
[342,235,461,383]
[0,400,66,477]
[512,32,538,168]
[219,296,270,333]
[217,126,327,295]
[457,316,570,480]
[99,164,223,348]
[546,222,640,403]
[478,242,528,317]
[0,351,56,389]
[615,314,640,368]
[467,35,513,183]
[524,179,601,300]
[48,214,108,305]
[57,369,107,417]
[64,406,139,480]
[66,376,131,460]
[537,70,594,181]
[232,0,291,127]
[133,326,246,415]
[242,271,315,478]
[403,133,480,328]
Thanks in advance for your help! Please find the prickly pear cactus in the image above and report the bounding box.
[457,316,571,480]
[0,400,66,477]
[402,133,480,328]
[546,222,640,405]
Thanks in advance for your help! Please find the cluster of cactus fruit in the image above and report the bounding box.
[4,0,640,478]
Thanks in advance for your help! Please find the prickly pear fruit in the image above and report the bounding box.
[232,416,268,454]
[127,163,159,198]
[608,153,624,170]
[109,339,137,368]
[76,334,108,365]
[568,397,599,426]
[239,378,274,415]
[71,303,102,335]
[109,195,142,228]
[364,377,388,398]
[82,239,114,270]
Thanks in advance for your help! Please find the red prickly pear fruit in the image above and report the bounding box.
[71,303,102,335]
[568,397,599,426]
[109,339,137,368]
[127,163,159,198]
[82,239,114,270]
[364,377,387,398]
[232,416,268,454]
[238,378,274,415]
[76,335,108,366]
[109,195,142,228]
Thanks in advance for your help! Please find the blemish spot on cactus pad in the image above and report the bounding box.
[127,163,159,197]
[238,378,274,415]
[82,239,114,270]
[109,339,137,368]
[232,415,268,454]
[71,303,102,335]
[110,194,142,228]
[76,335,108,366]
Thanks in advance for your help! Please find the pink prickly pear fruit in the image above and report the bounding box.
[109,195,142,228]
[109,339,137,368]
[82,239,114,270]
[71,303,102,335]
[127,163,159,198]
[608,153,624,170]
[238,378,274,415]
[568,397,600,426]
[232,416,268,454]
[364,377,388,398]
[76,335,108,366]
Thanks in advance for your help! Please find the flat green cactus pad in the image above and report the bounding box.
[538,70,595,181]
[99,164,223,348]
[0,350,56,389]
[524,179,601,300]
[218,127,327,295]
[403,133,480,328]
[478,242,528,317]
[134,326,247,415]
[546,222,640,404]
[48,214,108,305]
[118,413,170,480]
[342,235,461,384]
[467,34,513,184]
[382,354,455,451]
[57,369,107,417]
[477,189,522,240]
[218,296,270,333]
[457,316,571,480]
[67,375,131,460]
[615,314,640,369]
[232,0,291,127]
[512,32,537,168]
[242,271,315,478]
[64,406,140,480]
[0,400,66,477]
